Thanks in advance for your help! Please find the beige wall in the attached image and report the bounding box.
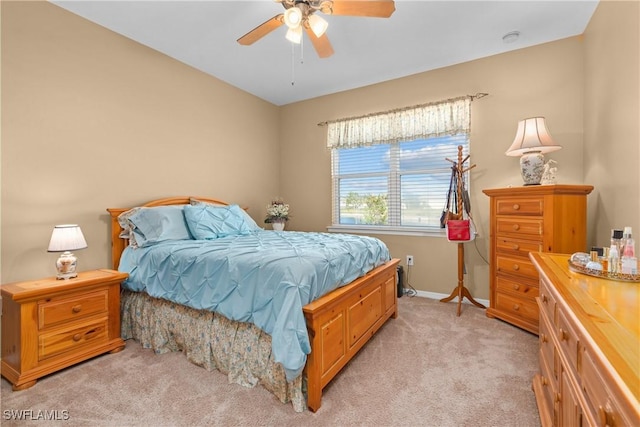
[1,2,280,282]
[280,1,639,300]
[280,37,587,300]
[2,1,638,301]
[584,0,640,245]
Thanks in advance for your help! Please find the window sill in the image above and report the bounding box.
[326,225,446,237]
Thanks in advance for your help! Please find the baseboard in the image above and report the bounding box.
[404,289,489,308]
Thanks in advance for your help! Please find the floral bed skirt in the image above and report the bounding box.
[120,289,306,412]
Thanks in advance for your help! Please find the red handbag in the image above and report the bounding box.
[446,219,471,241]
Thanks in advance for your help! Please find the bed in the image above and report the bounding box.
[107,196,399,412]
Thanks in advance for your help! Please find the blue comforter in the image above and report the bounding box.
[119,230,390,381]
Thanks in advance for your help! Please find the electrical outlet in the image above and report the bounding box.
[406,255,414,266]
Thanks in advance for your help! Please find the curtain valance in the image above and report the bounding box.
[326,96,471,149]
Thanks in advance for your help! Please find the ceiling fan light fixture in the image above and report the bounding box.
[308,14,328,37]
[284,7,303,29]
[285,25,303,44]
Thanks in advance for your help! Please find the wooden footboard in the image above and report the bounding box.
[108,197,399,412]
[303,258,400,412]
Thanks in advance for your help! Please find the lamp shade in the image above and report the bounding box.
[308,14,328,37]
[284,7,303,29]
[47,224,88,252]
[285,25,303,44]
[505,117,562,157]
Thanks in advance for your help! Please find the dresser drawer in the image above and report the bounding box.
[38,318,109,361]
[39,290,109,330]
[496,255,539,279]
[539,312,555,379]
[495,292,539,323]
[539,346,558,408]
[496,218,543,237]
[496,276,538,301]
[496,237,542,257]
[538,282,556,325]
[496,198,544,216]
[556,309,579,374]
[581,347,636,427]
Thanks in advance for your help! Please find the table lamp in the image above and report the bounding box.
[506,117,562,185]
[47,224,88,279]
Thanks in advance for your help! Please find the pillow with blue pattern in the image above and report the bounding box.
[184,204,260,239]
[124,205,192,247]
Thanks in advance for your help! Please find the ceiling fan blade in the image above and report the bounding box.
[237,14,284,45]
[326,0,395,17]
[304,26,334,58]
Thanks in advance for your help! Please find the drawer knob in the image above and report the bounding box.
[513,304,520,311]
[512,244,520,250]
[541,333,548,343]
[598,405,614,427]
[513,224,520,231]
[72,333,82,342]
[541,294,548,303]
[559,328,569,341]
[554,392,561,403]
[513,284,520,291]
[513,264,520,271]
[541,376,548,386]
[513,204,520,210]
[72,305,82,313]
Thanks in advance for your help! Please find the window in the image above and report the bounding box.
[327,97,471,234]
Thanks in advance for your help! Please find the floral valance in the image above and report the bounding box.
[326,96,471,149]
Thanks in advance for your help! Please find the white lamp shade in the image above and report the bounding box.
[505,117,562,157]
[48,224,88,252]
[308,14,328,37]
[284,7,303,29]
[286,26,303,44]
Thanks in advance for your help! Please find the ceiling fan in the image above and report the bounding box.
[237,0,396,58]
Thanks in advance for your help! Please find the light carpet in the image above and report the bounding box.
[1,296,540,426]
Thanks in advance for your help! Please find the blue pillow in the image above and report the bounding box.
[184,204,260,239]
[127,205,192,247]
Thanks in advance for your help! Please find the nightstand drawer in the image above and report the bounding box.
[496,198,544,216]
[39,290,108,330]
[38,318,109,361]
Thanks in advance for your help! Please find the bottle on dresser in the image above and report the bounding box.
[620,226,637,274]
[608,229,623,273]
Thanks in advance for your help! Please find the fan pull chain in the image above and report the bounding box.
[291,42,295,86]
[291,37,305,86]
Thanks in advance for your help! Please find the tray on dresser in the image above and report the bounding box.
[568,259,640,283]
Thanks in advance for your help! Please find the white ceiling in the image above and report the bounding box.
[51,0,599,106]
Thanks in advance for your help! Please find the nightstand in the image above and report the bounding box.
[1,269,127,390]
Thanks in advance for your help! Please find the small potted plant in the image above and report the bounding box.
[265,198,290,231]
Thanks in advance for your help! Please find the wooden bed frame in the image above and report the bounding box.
[107,196,399,412]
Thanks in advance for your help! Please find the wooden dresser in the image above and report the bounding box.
[483,185,593,334]
[530,253,639,426]
[1,269,127,390]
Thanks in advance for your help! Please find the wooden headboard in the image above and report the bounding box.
[106,196,231,270]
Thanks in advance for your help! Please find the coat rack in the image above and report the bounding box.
[440,146,486,316]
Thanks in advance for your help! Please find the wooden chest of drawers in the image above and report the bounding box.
[483,185,593,334]
[1,269,127,390]
[530,253,639,426]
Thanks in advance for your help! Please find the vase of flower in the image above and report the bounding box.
[265,198,290,231]
[272,221,285,231]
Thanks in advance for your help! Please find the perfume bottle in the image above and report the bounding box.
[621,227,637,274]
[585,250,603,271]
[608,242,619,273]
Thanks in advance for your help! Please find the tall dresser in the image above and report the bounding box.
[482,185,593,334]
